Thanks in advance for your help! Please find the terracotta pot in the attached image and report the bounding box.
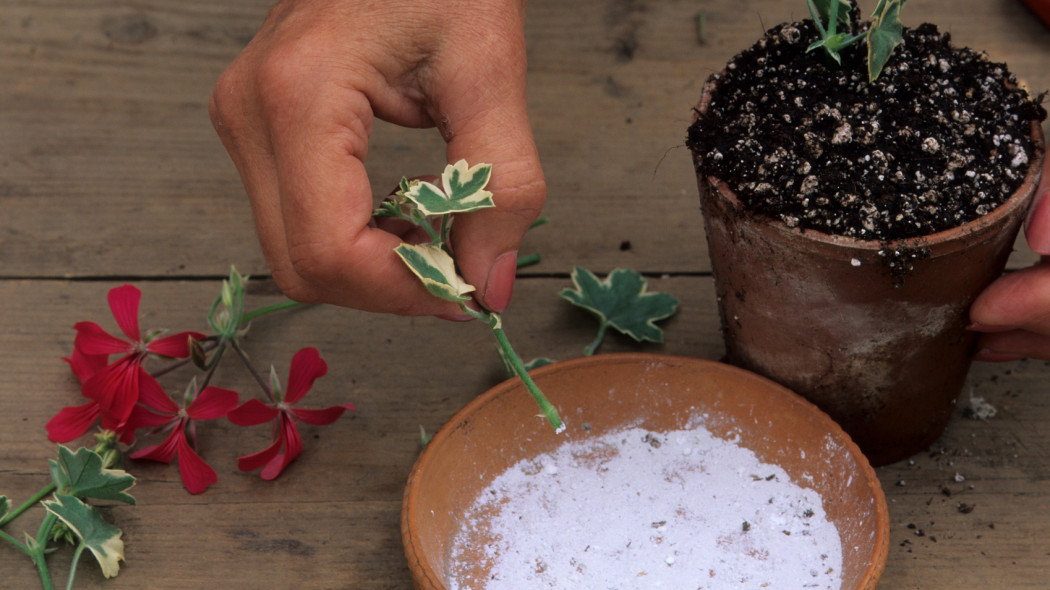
[402,353,889,590]
[1020,0,1050,29]
[691,79,1046,466]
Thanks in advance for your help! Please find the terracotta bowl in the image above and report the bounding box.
[402,353,890,589]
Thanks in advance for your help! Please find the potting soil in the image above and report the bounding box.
[687,20,1046,241]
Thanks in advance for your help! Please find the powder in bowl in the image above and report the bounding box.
[447,423,843,589]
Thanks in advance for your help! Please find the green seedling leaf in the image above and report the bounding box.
[43,494,125,578]
[395,243,476,302]
[402,160,495,215]
[560,267,679,353]
[867,0,906,81]
[49,446,136,505]
[810,0,852,29]
[0,496,9,520]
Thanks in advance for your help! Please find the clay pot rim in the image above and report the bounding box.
[401,352,890,590]
[692,77,1046,258]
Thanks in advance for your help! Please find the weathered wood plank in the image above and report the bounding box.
[2,278,1049,587]
[1,0,1044,279]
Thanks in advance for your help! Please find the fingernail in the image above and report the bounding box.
[1026,190,1050,254]
[482,251,518,313]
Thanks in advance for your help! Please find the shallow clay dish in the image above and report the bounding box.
[402,353,889,589]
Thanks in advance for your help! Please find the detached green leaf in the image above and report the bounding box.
[560,267,679,348]
[49,446,136,505]
[395,243,476,302]
[402,160,495,215]
[43,494,125,578]
[867,0,905,81]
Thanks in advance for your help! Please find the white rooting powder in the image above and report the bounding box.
[447,425,843,589]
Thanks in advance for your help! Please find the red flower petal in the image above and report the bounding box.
[227,399,280,426]
[291,403,353,426]
[45,402,100,443]
[124,404,175,431]
[146,331,205,358]
[107,285,142,342]
[84,357,144,428]
[284,347,327,404]
[175,435,218,495]
[236,431,284,472]
[137,372,179,415]
[187,386,239,420]
[130,425,181,463]
[73,322,132,356]
[63,347,110,386]
[260,416,302,480]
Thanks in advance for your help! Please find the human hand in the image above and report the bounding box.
[209,0,544,317]
[969,144,1050,361]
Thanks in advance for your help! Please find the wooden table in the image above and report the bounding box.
[2,0,1048,588]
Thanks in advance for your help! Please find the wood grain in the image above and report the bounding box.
[1,0,1049,588]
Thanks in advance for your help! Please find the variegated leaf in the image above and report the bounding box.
[43,494,125,578]
[867,0,905,81]
[403,160,494,215]
[395,243,475,302]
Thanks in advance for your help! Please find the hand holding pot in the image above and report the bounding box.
[209,0,544,317]
[971,152,1050,360]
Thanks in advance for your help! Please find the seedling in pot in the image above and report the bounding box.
[806,0,907,81]
[378,160,564,433]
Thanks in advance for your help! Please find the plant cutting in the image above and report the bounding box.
[686,0,1046,465]
[382,162,680,434]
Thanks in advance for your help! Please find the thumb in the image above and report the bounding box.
[426,13,545,313]
[1023,147,1050,253]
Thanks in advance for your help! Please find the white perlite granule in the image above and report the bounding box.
[448,424,843,589]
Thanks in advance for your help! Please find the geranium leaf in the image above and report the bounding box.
[559,267,679,344]
[867,0,905,81]
[42,494,125,578]
[395,243,476,302]
[49,446,136,505]
[402,160,494,215]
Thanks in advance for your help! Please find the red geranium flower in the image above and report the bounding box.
[74,284,203,430]
[228,347,354,480]
[46,347,111,442]
[126,374,239,495]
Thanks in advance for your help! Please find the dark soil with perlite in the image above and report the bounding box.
[687,20,1046,241]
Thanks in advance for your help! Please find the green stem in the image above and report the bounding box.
[583,322,609,357]
[463,306,564,432]
[516,253,541,268]
[0,528,30,555]
[32,512,58,590]
[239,300,305,325]
[65,543,86,590]
[0,483,56,528]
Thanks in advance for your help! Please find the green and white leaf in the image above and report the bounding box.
[559,267,679,344]
[867,0,906,81]
[49,446,136,505]
[43,494,125,578]
[402,160,495,216]
[395,243,475,302]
